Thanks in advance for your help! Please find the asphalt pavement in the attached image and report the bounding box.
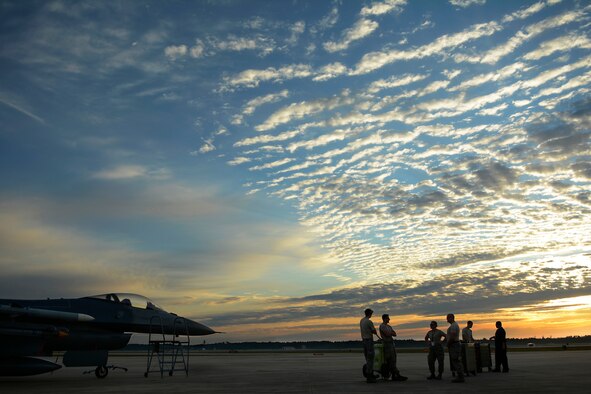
[1,350,589,393]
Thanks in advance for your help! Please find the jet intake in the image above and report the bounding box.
[47,331,132,351]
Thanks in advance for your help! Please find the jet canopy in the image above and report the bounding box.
[86,293,164,311]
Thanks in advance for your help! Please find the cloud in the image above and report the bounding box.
[189,39,206,58]
[407,55,590,121]
[323,18,379,53]
[0,189,335,320]
[250,158,294,171]
[223,64,313,89]
[311,5,339,33]
[232,89,591,297]
[360,0,407,16]
[523,33,591,61]
[477,10,584,64]
[166,34,277,61]
[478,103,509,116]
[93,165,146,180]
[234,128,303,148]
[207,250,591,330]
[526,114,591,158]
[255,92,354,132]
[164,44,187,60]
[450,62,527,91]
[313,62,350,81]
[2,2,173,80]
[449,0,486,8]
[535,71,591,104]
[243,90,290,116]
[501,0,557,24]
[93,165,170,180]
[221,0,560,88]
[198,139,216,154]
[227,156,252,166]
[353,20,501,74]
[212,35,276,56]
[286,21,306,45]
[220,1,559,90]
[0,205,167,298]
[367,73,429,93]
[472,161,519,191]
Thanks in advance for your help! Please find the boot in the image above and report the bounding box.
[452,374,465,383]
[393,373,408,381]
[427,373,436,380]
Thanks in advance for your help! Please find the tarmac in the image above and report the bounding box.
[1,350,590,393]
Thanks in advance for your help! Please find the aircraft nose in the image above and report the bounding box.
[186,319,216,336]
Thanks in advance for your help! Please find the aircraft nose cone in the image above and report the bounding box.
[186,319,216,336]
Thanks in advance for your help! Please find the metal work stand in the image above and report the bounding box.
[144,316,190,377]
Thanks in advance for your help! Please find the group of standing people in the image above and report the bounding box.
[360,309,509,384]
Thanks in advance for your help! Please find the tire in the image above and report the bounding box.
[95,366,108,379]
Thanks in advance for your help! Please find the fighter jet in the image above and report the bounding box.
[0,293,216,378]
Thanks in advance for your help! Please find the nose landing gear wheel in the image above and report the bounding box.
[95,365,108,379]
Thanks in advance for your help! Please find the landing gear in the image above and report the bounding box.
[83,365,127,378]
[95,365,108,379]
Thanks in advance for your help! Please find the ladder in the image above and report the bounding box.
[144,315,190,377]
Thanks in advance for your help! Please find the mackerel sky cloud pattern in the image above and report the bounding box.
[226,2,591,287]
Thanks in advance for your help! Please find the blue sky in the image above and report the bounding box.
[1,0,590,341]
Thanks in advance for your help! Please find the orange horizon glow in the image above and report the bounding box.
[210,295,591,342]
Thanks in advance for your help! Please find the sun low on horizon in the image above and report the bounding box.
[0,0,590,342]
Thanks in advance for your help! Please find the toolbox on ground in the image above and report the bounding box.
[475,342,492,372]
[362,342,390,380]
[462,342,477,376]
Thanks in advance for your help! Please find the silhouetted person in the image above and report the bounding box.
[490,321,509,372]
[379,314,408,381]
[447,313,464,383]
[425,320,446,380]
[360,308,378,383]
[462,320,474,343]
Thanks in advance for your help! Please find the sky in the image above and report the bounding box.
[1,0,590,342]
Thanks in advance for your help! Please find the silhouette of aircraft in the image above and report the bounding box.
[0,293,216,378]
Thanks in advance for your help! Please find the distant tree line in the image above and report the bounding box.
[123,335,591,351]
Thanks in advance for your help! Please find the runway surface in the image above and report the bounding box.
[1,350,590,393]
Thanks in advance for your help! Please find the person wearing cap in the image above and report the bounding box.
[360,308,378,383]
[425,320,446,380]
[379,314,408,381]
[447,313,464,383]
